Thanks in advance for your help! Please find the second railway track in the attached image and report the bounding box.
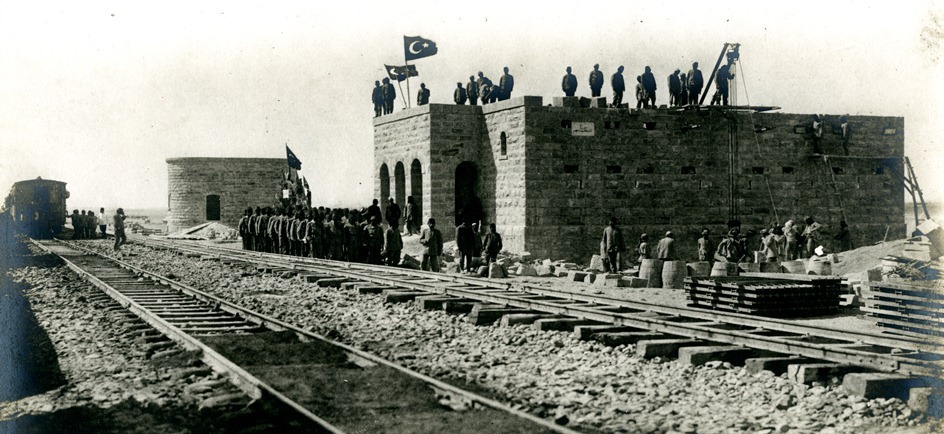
[33,238,579,434]
[140,237,944,384]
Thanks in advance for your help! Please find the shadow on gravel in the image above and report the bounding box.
[0,238,67,403]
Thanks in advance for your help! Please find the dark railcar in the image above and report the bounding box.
[3,178,69,239]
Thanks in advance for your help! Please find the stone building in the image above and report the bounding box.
[166,157,285,233]
[373,96,906,261]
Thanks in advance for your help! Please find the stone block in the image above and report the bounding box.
[497,258,512,267]
[488,263,507,278]
[560,262,579,270]
[583,273,597,283]
[635,339,705,358]
[745,357,815,375]
[516,264,538,277]
[578,97,592,107]
[592,273,622,286]
[588,97,608,108]
[567,270,588,282]
[535,265,555,277]
[552,96,580,108]
[554,269,569,277]
[621,277,648,288]
[532,317,598,332]
[842,373,923,400]
[542,259,554,266]
[787,363,872,384]
[589,254,606,272]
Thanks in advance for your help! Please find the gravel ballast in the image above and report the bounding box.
[76,240,943,433]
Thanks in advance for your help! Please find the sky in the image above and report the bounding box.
[1,1,942,212]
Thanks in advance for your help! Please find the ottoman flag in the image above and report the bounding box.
[404,35,438,61]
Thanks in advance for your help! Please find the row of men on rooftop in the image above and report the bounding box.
[371,62,735,116]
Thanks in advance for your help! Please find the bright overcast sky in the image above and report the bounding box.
[1,1,942,211]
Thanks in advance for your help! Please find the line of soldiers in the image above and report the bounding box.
[237,199,404,267]
[372,78,398,117]
[453,67,515,106]
[70,208,108,239]
[562,63,717,108]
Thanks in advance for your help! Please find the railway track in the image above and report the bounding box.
[141,237,944,388]
[32,238,579,434]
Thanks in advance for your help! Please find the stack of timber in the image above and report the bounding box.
[684,274,842,317]
[862,280,944,339]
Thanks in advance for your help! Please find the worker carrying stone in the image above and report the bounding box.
[589,64,604,97]
[600,217,626,273]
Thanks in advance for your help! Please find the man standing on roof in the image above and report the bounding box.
[589,64,604,97]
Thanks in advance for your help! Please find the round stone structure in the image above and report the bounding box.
[166,157,286,234]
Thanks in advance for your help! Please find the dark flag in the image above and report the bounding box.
[404,35,438,61]
[286,145,302,170]
[385,64,418,82]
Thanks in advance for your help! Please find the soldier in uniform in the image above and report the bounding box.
[381,77,396,115]
[641,66,657,107]
[383,218,403,266]
[306,209,323,258]
[589,64,604,97]
[499,67,514,100]
[679,73,689,106]
[267,208,281,254]
[417,83,430,106]
[328,214,345,260]
[385,197,402,230]
[372,80,383,117]
[476,71,492,105]
[687,62,703,105]
[611,66,625,107]
[668,69,682,106]
[365,216,385,265]
[453,82,467,105]
[562,66,577,97]
[344,213,362,262]
[466,75,479,106]
[419,218,444,272]
[238,207,252,250]
[295,209,309,256]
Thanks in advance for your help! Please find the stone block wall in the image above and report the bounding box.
[374,97,906,262]
[166,158,285,233]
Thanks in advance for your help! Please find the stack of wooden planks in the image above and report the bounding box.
[862,280,944,338]
[685,274,842,317]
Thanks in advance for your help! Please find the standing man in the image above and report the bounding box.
[834,220,852,252]
[366,199,382,224]
[238,207,252,250]
[697,228,711,262]
[419,218,443,272]
[635,76,647,109]
[113,208,126,251]
[476,71,492,106]
[381,77,396,115]
[714,230,742,262]
[453,82,467,105]
[656,231,676,261]
[687,62,703,105]
[383,219,403,266]
[499,67,514,100]
[372,80,383,117]
[86,211,96,239]
[466,75,479,106]
[601,217,626,273]
[456,219,475,273]
[611,66,625,107]
[404,195,419,236]
[641,66,657,107]
[839,116,852,156]
[811,114,824,154]
[365,216,384,265]
[589,64,604,97]
[483,223,503,264]
[637,233,651,262]
[417,83,430,106]
[668,69,682,107]
[562,66,577,97]
[98,207,108,238]
[679,73,689,106]
[385,197,402,230]
[70,210,81,239]
[802,216,823,258]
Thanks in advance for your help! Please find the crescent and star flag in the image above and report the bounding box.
[404,36,438,61]
[286,145,302,170]
[384,64,418,82]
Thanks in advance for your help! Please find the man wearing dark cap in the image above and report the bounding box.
[589,64,604,97]
[466,75,479,106]
[499,67,514,100]
[562,66,577,97]
[454,82,467,105]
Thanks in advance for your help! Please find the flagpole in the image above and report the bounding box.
[396,79,407,109]
[404,57,413,109]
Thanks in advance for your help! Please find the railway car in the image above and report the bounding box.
[3,177,69,239]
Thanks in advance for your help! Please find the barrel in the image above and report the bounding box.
[759,261,782,273]
[639,259,664,287]
[687,261,711,277]
[710,261,738,277]
[807,256,832,275]
[781,260,806,274]
[739,262,760,273]
[662,260,687,289]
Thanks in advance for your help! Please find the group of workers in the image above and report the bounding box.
[69,207,126,251]
[599,216,852,272]
[372,59,743,115]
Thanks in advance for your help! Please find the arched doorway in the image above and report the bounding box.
[394,162,406,229]
[379,164,390,218]
[410,159,423,223]
[206,194,221,221]
[455,161,481,226]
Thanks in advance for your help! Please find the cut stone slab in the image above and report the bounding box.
[554,269,569,278]
[488,263,508,278]
[620,277,648,288]
[589,254,606,272]
[533,317,598,332]
[678,346,776,366]
[499,313,556,327]
[635,339,706,358]
[745,356,817,375]
[787,363,872,384]
[560,262,579,270]
[842,373,925,400]
[567,270,589,282]
[592,273,622,286]
[593,332,669,346]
